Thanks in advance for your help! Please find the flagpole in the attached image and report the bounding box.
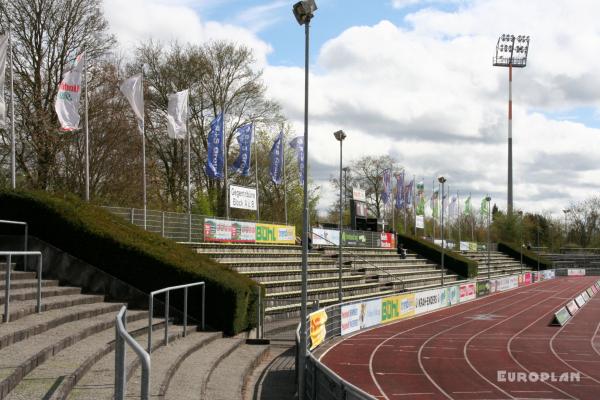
[83,51,90,201]
[432,178,436,241]
[254,124,260,222]
[141,67,147,230]
[187,104,191,213]
[446,185,450,246]
[403,172,407,235]
[458,191,461,247]
[283,129,288,225]
[8,23,15,189]
[470,192,474,242]
[224,118,229,219]
[391,175,395,232]
[412,175,416,237]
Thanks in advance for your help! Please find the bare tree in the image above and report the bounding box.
[568,196,600,248]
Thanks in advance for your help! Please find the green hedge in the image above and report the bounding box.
[396,233,478,278]
[0,190,258,335]
[497,241,552,270]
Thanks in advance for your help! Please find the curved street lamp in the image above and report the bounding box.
[334,130,346,304]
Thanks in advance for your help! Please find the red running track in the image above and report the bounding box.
[321,277,600,400]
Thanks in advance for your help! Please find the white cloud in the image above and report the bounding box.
[103,0,272,66]
[263,0,600,216]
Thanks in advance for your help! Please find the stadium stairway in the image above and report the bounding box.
[0,257,270,400]
[460,250,532,279]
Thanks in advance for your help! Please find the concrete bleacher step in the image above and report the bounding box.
[0,271,36,281]
[242,267,353,282]
[0,303,146,400]
[161,337,244,399]
[0,286,81,305]
[124,330,222,398]
[0,279,59,291]
[0,293,106,324]
[204,344,270,400]
[260,275,370,294]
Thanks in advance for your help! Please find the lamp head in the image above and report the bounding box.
[485,196,491,202]
[333,130,347,141]
[293,0,317,25]
[437,176,446,184]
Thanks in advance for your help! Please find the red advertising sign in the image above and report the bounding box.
[459,283,476,302]
[523,272,532,286]
[380,232,396,249]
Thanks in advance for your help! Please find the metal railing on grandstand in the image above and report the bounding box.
[148,282,205,353]
[2,251,42,323]
[115,306,151,400]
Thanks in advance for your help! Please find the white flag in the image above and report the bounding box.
[55,53,85,131]
[120,74,144,133]
[0,35,8,129]
[166,89,189,139]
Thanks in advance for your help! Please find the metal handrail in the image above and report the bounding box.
[148,281,205,353]
[1,251,42,323]
[115,306,150,400]
[0,220,28,270]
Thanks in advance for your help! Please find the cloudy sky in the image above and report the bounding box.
[103,0,600,217]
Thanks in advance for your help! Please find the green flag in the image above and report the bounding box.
[480,196,489,217]
[417,195,425,215]
[464,195,471,214]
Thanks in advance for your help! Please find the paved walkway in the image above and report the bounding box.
[248,343,297,400]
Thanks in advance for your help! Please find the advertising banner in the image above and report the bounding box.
[476,280,490,297]
[355,201,368,218]
[340,303,361,336]
[352,187,366,202]
[566,300,579,315]
[381,293,415,323]
[586,288,594,298]
[229,185,257,211]
[446,285,460,305]
[545,270,555,280]
[309,309,328,350]
[459,282,476,302]
[575,295,586,308]
[415,289,443,314]
[469,242,478,251]
[522,272,532,286]
[256,223,295,244]
[380,232,396,249]
[312,228,340,246]
[568,268,586,276]
[342,231,368,247]
[360,299,382,329]
[203,218,255,243]
[415,215,424,229]
[582,291,590,302]
[460,241,470,251]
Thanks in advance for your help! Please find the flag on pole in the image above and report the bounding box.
[55,53,85,131]
[270,131,284,185]
[0,35,7,129]
[166,89,189,139]
[431,188,439,218]
[464,195,472,215]
[289,136,304,185]
[417,195,426,216]
[395,173,404,209]
[449,195,457,219]
[416,180,424,194]
[381,169,391,205]
[120,74,144,133]
[480,196,489,217]
[230,123,253,176]
[404,179,414,206]
[206,113,224,179]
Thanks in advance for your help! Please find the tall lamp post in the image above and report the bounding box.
[493,34,530,215]
[334,130,346,303]
[486,196,492,281]
[293,2,317,399]
[518,211,523,274]
[438,176,446,285]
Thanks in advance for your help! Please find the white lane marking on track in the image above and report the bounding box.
[507,280,599,400]
[390,393,435,396]
[462,279,585,400]
[376,372,424,376]
[367,283,554,400]
[452,390,493,393]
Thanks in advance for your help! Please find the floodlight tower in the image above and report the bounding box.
[493,34,530,216]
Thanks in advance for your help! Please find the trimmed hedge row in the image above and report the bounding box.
[0,190,258,335]
[397,233,478,278]
[497,241,552,270]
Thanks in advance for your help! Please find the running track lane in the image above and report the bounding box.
[321,277,600,400]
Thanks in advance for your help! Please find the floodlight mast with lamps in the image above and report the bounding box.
[334,130,346,304]
[493,34,530,216]
[293,1,317,399]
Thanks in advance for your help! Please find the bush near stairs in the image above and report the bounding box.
[0,190,258,335]
[396,233,478,278]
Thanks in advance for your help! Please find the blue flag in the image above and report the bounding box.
[230,123,253,176]
[206,113,224,180]
[395,172,404,209]
[381,169,391,204]
[289,136,304,185]
[270,131,284,185]
[404,179,414,206]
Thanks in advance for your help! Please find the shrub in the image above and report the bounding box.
[396,233,478,278]
[497,241,552,270]
[0,190,258,335]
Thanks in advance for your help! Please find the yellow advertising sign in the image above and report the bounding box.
[256,223,296,244]
[381,293,415,323]
[309,309,328,350]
